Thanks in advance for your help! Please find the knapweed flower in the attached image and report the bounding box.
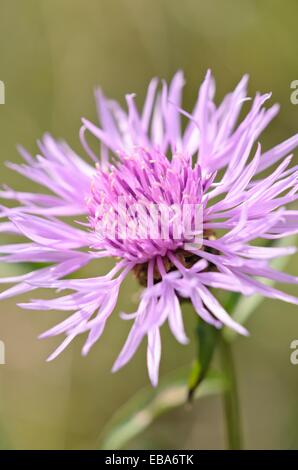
[1,71,298,386]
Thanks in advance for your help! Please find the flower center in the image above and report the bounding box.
[133,248,201,286]
[87,147,206,263]
[133,230,217,286]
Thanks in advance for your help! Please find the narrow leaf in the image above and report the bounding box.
[99,368,226,450]
[188,321,219,400]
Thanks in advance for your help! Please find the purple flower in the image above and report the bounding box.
[1,70,298,386]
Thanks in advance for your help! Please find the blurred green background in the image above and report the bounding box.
[0,0,298,450]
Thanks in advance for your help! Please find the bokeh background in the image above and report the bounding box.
[0,0,298,449]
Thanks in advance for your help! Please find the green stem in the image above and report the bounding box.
[220,336,243,450]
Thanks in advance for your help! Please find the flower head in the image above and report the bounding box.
[1,71,298,385]
[87,147,205,262]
